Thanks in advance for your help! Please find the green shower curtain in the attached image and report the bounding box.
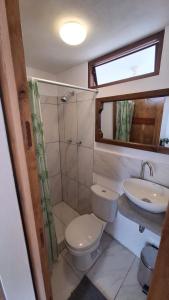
[28,80,58,265]
[115,100,134,142]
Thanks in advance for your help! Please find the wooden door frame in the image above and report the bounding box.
[148,208,169,299]
[0,0,52,299]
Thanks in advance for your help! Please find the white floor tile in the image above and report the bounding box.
[87,239,135,300]
[53,202,79,227]
[61,248,85,280]
[98,232,112,253]
[51,256,80,300]
[115,258,147,300]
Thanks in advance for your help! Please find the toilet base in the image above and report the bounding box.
[71,247,101,271]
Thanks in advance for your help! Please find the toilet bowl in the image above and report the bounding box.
[65,184,119,271]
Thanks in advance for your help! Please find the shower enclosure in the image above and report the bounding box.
[38,82,96,255]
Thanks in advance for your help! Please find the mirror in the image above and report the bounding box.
[96,89,169,153]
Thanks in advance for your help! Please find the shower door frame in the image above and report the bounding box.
[0,0,52,299]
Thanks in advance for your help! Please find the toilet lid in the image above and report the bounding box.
[65,214,104,251]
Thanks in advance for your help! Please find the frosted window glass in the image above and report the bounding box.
[95,46,156,85]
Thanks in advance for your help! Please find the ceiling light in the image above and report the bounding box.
[59,22,87,46]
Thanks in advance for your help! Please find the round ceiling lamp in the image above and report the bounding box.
[59,22,87,46]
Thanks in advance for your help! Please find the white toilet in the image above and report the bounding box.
[65,184,119,271]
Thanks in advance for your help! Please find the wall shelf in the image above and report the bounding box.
[118,194,165,236]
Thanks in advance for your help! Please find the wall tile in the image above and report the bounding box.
[57,87,76,104]
[60,142,78,180]
[78,147,93,186]
[77,100,94,148]
[45,142,60,176]
[143,160,169,187]
[41,103,59,142]
[48,174,62,205]
[94,150,141,182]
[46,96,57,105]
[62,176,78,210]
[94,149,169,188]
[64,102,77,144]
[40,95,57,105]
[78,184,92,214]
[58,104,65,141]
[40,95,48,104]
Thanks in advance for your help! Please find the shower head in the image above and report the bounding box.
[61,96,67,102]
[61,91,75,102]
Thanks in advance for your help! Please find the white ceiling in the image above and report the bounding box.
[19,0,169,74]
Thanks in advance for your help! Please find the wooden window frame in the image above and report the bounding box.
[88,30,165,89]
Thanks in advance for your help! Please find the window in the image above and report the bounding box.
[88,30,164,88]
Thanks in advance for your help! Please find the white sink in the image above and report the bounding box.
[123,178,169,213]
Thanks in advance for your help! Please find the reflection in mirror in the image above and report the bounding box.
[101,96,169,148]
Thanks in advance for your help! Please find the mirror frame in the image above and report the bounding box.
[95,88,169,154]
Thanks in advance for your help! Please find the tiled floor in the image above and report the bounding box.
[52,202,146,300]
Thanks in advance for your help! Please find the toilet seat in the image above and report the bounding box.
[65,214,106,252]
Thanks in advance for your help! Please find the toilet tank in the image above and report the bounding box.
[91,184,119,222]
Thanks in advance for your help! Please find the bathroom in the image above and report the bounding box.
[1,0,169,299]
[23,1,169,299]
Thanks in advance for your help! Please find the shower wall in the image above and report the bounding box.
[40,95,62,205]
[58,87,95,214]
[39,88,95,215]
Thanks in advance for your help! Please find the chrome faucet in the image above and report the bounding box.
[140,161,153,179]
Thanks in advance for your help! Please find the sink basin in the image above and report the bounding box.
[123,178,169,213]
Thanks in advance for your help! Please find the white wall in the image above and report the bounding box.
[26,66,58,96]
[57,63,88,87]
[0,100,35,300]
[160,97,169,141]
[101,102,113,139]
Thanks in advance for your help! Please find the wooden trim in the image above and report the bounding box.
[113,102,116,139]
[88,30,165,88]
[153,100,164,145]
[96,89,169,102]
[95,89,169,154]
[0,0,52,299]
[95,137,158,152]
[89,71,158,89]
[148,206,169,300]
[132,117,155,125]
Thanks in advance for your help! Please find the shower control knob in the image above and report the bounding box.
[77,141,82,146]
[67,139,72,143]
